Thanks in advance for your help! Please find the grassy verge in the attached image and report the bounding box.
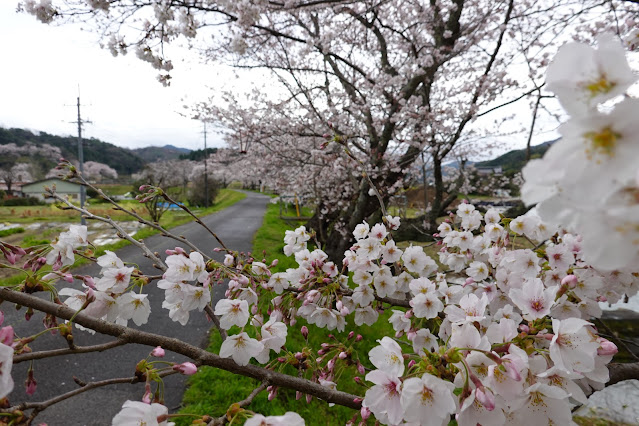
[177,203,395,425]
[0,189,246,285]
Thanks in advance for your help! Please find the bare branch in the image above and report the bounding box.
[13,339,126,364]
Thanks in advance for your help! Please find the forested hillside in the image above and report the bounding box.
[0,127,146,176]
[475,140,556,174]
[131,144,191,162]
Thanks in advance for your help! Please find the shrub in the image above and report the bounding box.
[0,197,45,206]
[187,175,220,208]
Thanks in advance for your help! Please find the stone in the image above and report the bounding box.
[574,379,639,425]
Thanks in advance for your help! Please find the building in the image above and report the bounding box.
[20,178,82,202]
[475,166,502,176]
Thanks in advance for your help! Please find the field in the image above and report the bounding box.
[0,189,246,284]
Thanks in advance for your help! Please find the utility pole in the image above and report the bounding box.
[202,122,209,208]
[70,93,91,225]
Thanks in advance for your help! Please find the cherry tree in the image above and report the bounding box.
[82,161,118,182]
[0,163,33,195]
[20,1,639,259]
[132,160,193,221]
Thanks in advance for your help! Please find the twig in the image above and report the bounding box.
[207,380,269,426]
[13,339,126,364]
[340,287,410,308]
[49,192,167,271]
[8,370,177,425]
[595,318,639,362]
[204,304,227,340]
[58,177,212,261]
[161,191,229,251]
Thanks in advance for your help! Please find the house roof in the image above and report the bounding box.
[21,178,82,189]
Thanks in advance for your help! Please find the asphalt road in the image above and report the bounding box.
[7,190,270,425]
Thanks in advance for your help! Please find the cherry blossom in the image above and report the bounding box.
[219,332,264,366]
[111,400,174,426]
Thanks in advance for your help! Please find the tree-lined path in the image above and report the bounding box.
[7,191,270,425]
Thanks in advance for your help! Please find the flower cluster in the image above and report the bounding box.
[157,248,211,325]
[60,250,151,329]
[522,35,639,270]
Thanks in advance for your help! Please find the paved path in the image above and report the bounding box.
[7,191,270,425]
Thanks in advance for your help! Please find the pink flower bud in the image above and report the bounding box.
[407,360,416,369]
[301,326,309,339]
[85,288,96,303]
[356,334,363,342]
[251,305,258,315]
[327,359,335,370]
[306,394,312,403]
[361,407,371,421]
[597,339,618,356]
[357,363,365,375]
[339,351,347,360]
[142,383,152,404]
[519,324,529,333]
[151,346,165,357]
[347,331,355,340]
[354,376,363,384]
[173,362,197,375]
[83,276,96,289]
[561,274,578,289]
[296,391,302,400]
[290,318,296,326]
[63,273,74,283]
[25,368,37,396]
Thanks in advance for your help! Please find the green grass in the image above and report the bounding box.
[177,203,396,425]
[95,183,132,196]
[0,227,24,238]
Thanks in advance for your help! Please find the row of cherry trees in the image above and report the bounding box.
[21,1,639,256]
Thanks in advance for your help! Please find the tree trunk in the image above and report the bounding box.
[427,156,444,232]
[309,180,381,262]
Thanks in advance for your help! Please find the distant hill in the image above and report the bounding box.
[179,147,217,161]
[131,145,191,162]
[475,139,557,174]
[0,127,146,176]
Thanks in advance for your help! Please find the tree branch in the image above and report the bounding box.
[8,370,177,425]
[13,339,126,364]
[0,288,362,410]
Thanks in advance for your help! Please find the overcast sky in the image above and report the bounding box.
[0,2,570,157]
[0,2,232,151]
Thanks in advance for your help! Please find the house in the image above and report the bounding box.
[20,178,82,202]
[0,181,29,197]
[475,166,502,176]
